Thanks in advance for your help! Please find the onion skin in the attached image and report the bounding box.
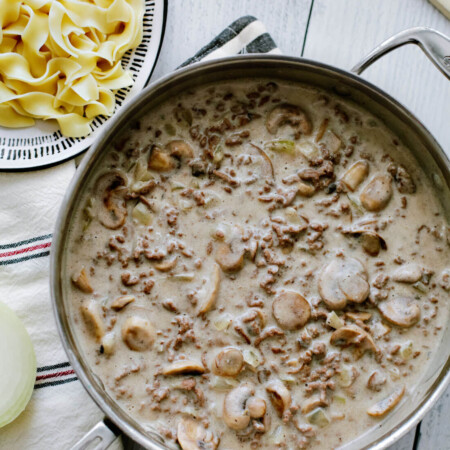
[0,301,36,428]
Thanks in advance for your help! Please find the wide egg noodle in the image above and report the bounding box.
[0,0,144,138]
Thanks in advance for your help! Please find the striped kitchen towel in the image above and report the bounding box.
[0,15,279,450]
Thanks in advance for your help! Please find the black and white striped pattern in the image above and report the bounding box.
[181,15,280,67]
[35,362,77,390]
[0,233,52,266]
[0,0,167,171]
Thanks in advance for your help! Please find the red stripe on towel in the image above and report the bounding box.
[0,241,51,258]
[36,369,75,381]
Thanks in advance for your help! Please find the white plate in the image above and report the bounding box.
[0,0,167,171]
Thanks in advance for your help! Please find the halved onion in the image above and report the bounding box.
[0,301,36,428]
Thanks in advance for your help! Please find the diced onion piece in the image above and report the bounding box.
[399,341,413,360]
[132,202,152,226]
[243,348,263,369]
[326,311,344,329]
[334,395,346,405]
[279,374,296,384]
[266,140,295,153]
[306,407,330,427]
[297,142,320,161]
[210,376,239,390]
[134,159,154,183]
[269,426,286,445]
[213,314,233,331]
[171,273,195,281]
[0,301,37,428]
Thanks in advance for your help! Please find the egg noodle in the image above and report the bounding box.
[0,0,144,137]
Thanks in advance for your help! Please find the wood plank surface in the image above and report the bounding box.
[151,0,311,78]
[304,0,450,152]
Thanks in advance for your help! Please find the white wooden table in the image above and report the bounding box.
[130,1,449,449]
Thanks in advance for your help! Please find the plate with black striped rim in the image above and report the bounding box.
[0,0,167,171]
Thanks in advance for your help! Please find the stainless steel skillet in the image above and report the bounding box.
[50,27,450,450]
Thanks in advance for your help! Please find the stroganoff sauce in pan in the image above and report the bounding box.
[66,79,450,449]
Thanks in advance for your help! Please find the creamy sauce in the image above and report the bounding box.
[66,80,450,449]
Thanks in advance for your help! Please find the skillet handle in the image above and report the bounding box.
[71,419,120,450]
[352,27,450,80]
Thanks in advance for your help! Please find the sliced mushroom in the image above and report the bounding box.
[95,170,128,229]
[266,379,291,418]
[346,311,372,322]
[318,257,369,309]
[215,243,244,273]
[111,295,135,311]
[213,347,244,377]
[360,231,387,256]
[301,395,327,414]
[177,417,218,450]
[247,397,266,419]
[162,360,205,376]
[166,140,194,160]
[154,257,178,272]
[297,180,316,197]
[72,268,93,293]
[198,263,221,315]
[367,371,387,391]
[330,325,378,353]
[266,104,312,136]
[121,316,155,351]
[341,228,387,257]
[367,386,405,417]
[80,300,105,341]
[341,160,369,191]
[223,383,254,430]
[392,264,422,283]
[360,174,393,212]
[378,297,420,328]
[148,145,176,172]
[272,291,311,330]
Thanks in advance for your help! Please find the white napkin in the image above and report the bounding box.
[0,15,277,449]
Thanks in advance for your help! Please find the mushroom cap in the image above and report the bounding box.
[148,145,176,172]
[318,257,369,309]
[72,268,93,293]
[272,291,311,330]
[223,383,255,430]
[95,170,128,229]
[266,379,291,417]
[111,295,135,311]
[392,264,422,283]
[360,174,393,212]
[378,297,420,328]
[162,360,205,376]
[166,140,194,160]
[266,104,312,135]
[213,347,244,377]
[360,231,387,257]
[177,417,217,450]
[121,316,155,351]
[215,243,244,273]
